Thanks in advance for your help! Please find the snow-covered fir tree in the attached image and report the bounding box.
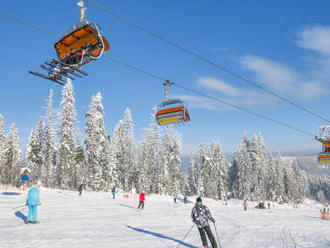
[247,134,267,200]
[188,154,198,195]
[136,127,154,193]
[148,107,162,194]
[197,144,212,197]
[159,126,182,195]
[112,108,136,192]
[2,123,24,185]
[210,141,228,199]
[273,153,286,202]
[73,138,86,189]
[0,114,6,184]
[85,92,115,191]
[43,89,58,188]
[58,80,77,189]
[266,153,276,201]
[122,108,136,191]
[231,134,252,200]
[26,118,47,184]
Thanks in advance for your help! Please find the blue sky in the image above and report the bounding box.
[1,0,330,156]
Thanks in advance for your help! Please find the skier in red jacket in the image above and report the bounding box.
[138,192,145,210]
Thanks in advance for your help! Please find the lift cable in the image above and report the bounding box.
[0,10,315,137]
[105,56,314,137]
[85,0,330,123]
[0,10,59,38]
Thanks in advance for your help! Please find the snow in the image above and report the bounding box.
[1,188,329,248]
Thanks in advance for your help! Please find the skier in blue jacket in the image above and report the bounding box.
[25,186,40,224]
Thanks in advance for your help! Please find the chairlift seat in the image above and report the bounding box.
[318,154,330,163]
[156,106,190,125]
[55,24,109,65]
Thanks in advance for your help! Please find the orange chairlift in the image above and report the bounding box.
[155,80,190,126]
[315,126,330,164]
[29,0,110,85]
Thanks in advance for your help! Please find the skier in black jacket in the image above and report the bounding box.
[191,197,217,248]
[78,183,84,196]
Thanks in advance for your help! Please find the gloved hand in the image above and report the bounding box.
[211,218,215,223]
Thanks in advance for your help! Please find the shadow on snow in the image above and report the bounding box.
[119,203,136,209]
[2,192,21,196]
[126,225,198,248]
[15,211,27,222]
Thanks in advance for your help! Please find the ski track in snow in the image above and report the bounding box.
[0,189,329,248]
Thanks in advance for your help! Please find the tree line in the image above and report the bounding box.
[0,81,329,203]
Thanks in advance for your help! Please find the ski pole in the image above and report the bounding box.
[213,223,223,248]
[12,204,26,210]
[176,223,195,248]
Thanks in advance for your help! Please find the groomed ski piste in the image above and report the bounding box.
[1,186,329,248]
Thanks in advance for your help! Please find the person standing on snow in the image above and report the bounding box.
[191,197,218,248]
[78,183,84,196]
[111,186,116,199]
[243,199,248,211]
[138,191,145,209]
[25,185,40,224]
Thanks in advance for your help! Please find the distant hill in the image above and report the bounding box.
[282,156,330,176]
[181,154,330,176]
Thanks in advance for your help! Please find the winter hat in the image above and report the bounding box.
[196,197,202,203]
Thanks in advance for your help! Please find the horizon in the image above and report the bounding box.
[1,0,330,156]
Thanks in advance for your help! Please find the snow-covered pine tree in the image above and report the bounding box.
[43,89,58,188]
[249,134,267,200]
[197,144,212,197]
[135,127,153,193]
[0,114,5,184]
[85,92,115,191]
[188,154,198,195]
[266,153,276,201]
[58,80,77,189]
[73,138,86,189]
[122,108,136,191]
[289,159,308,201]
[2,124,24,185]
[210,141,228,199]
[112,120,126,190]
[26,129,38,184]
[159,126,182,195]
[35,118,47,184]
[232,133,252,200]
[148,106,162,194]
[112,108,136,192]
[273,153,286,202]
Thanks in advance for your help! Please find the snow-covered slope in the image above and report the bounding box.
[1,188,329,248]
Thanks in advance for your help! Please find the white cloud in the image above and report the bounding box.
[181,25,330,112]
[240,54,325,101]
[176,77,275,112]
[296,25,330,55]
[197,77,244,97]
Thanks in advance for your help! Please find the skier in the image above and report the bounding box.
[25,185,40,224]
[191,197,218,248]
[78,183,84,196]
[184,195,188,204]
[267,202,271,209]
[174,195,177,204]
[138,191,145,210]
[243,199,248,211]
[111,186,116,199]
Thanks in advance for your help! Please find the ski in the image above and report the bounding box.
[29,71,65,85]
[51,58,88,76]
